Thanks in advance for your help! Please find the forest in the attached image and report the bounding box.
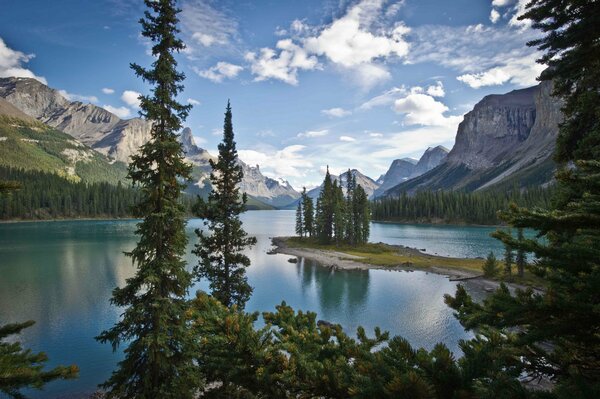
[371,186,554,225]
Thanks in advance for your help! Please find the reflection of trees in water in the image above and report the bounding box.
[296,258,370,316]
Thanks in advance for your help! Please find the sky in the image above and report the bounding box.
[0,0,544,189]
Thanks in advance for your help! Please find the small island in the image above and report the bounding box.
[271,236,542,292]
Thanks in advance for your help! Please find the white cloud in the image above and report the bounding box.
[359,86,407,110]
[58,90,98,103]
[187,98,201,105]
[490,9,501,24]
[425,81,445,97]
[456,52,543,88]
[195,61,243,83]
[369,125,458,159]
[339,136,356,142]
[238,144,312,178]
[508,0,531,29]
[245,39,319,85]
[297,129,328,138]
[102,105,131,119]
[393,93,463,127]
[121,90,141,109]
[179,0,238,58]
[322,107,351,118]
[304,1,409,68]
[191,32,219,47]
[369,132,383,137]
[492,0,514,6]
[102,88,115,94]
[0,37,46,84]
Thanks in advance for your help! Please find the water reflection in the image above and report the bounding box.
[0,212,492,398]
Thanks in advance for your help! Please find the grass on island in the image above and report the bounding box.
[283,237,545,288]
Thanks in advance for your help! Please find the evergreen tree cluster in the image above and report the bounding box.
[0,166,141,220]
[298,169,370,245]
[372,186,553,225]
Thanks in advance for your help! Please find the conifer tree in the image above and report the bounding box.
[355,184,370,244]
[95,1,200,397]
[295,201,304,238]
[332,180,346,244]
[0,322,78,398]
[482,251,500,278]
[194,102,257,309]
[503,243,513,277]
[447,0,600,394]
[344,170,356,244]
[315,167,334,243]
[301,187,314,237]
[515,228,526,278]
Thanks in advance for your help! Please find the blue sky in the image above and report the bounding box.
[0,0,542,189]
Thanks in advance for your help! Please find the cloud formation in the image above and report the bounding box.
[58,90,98,103]
[297,129,328,138]
[121,90,141,109]
[238,144,313,178]
[195,61,243,83]
[322,107,351,118]
[102,88,115,94]
[0,37,46,84]
[103,105,131,119]
[393,93,462,127]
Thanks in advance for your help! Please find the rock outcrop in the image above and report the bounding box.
[0,77,152,163]
[384,80,561,195]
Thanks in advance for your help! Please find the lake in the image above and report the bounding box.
[0,211,506,398]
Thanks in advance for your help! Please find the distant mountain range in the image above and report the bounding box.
[0,77,299,208]
[382,80,561,196]
[0,76,560,208]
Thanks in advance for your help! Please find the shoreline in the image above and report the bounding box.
[271,236,533,293]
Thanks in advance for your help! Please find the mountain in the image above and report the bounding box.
[374,146,448,197]
[0,77,152,163]
[384,80,561,196]
[304,169,379,203]
[0,98,127,184]
[0,77,299,207]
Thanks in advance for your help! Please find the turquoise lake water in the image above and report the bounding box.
[0,211,509,398]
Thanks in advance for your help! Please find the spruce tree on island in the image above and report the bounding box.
[95,1,201,397]
[301,187,314,237]
[193,102,257,309]
[295,201,304,238]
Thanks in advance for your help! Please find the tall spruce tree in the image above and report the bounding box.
[301,187,314,237]
[295,201,304,238]
[95,1,200,397]
[447,0,600,395]
[193,102,257,309]
[315,167,334,244]
[344,170,356,244]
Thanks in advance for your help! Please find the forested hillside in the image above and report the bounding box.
[372,186,553,225]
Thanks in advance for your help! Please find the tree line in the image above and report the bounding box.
[2,0,599,398]
[372,185,554,225]
[296,169,371,245]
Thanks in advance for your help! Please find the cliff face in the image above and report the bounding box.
[384,80,561,196]
[414,146,449,175]
[0,77,152,163]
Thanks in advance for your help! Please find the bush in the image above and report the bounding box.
[482,251,500,278]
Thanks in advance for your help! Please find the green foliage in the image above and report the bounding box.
[0,321,79,399]
[188,291,480,399]
[301,187,314,236]
[193,102,257,309]
[482,251,500,278]
[372,186,554,225]
[96,1,201,397]
[503,242,514,277]
[295,201,304,237]
[314,169,371,245]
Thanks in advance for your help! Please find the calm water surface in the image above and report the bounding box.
[0,211,503,398]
